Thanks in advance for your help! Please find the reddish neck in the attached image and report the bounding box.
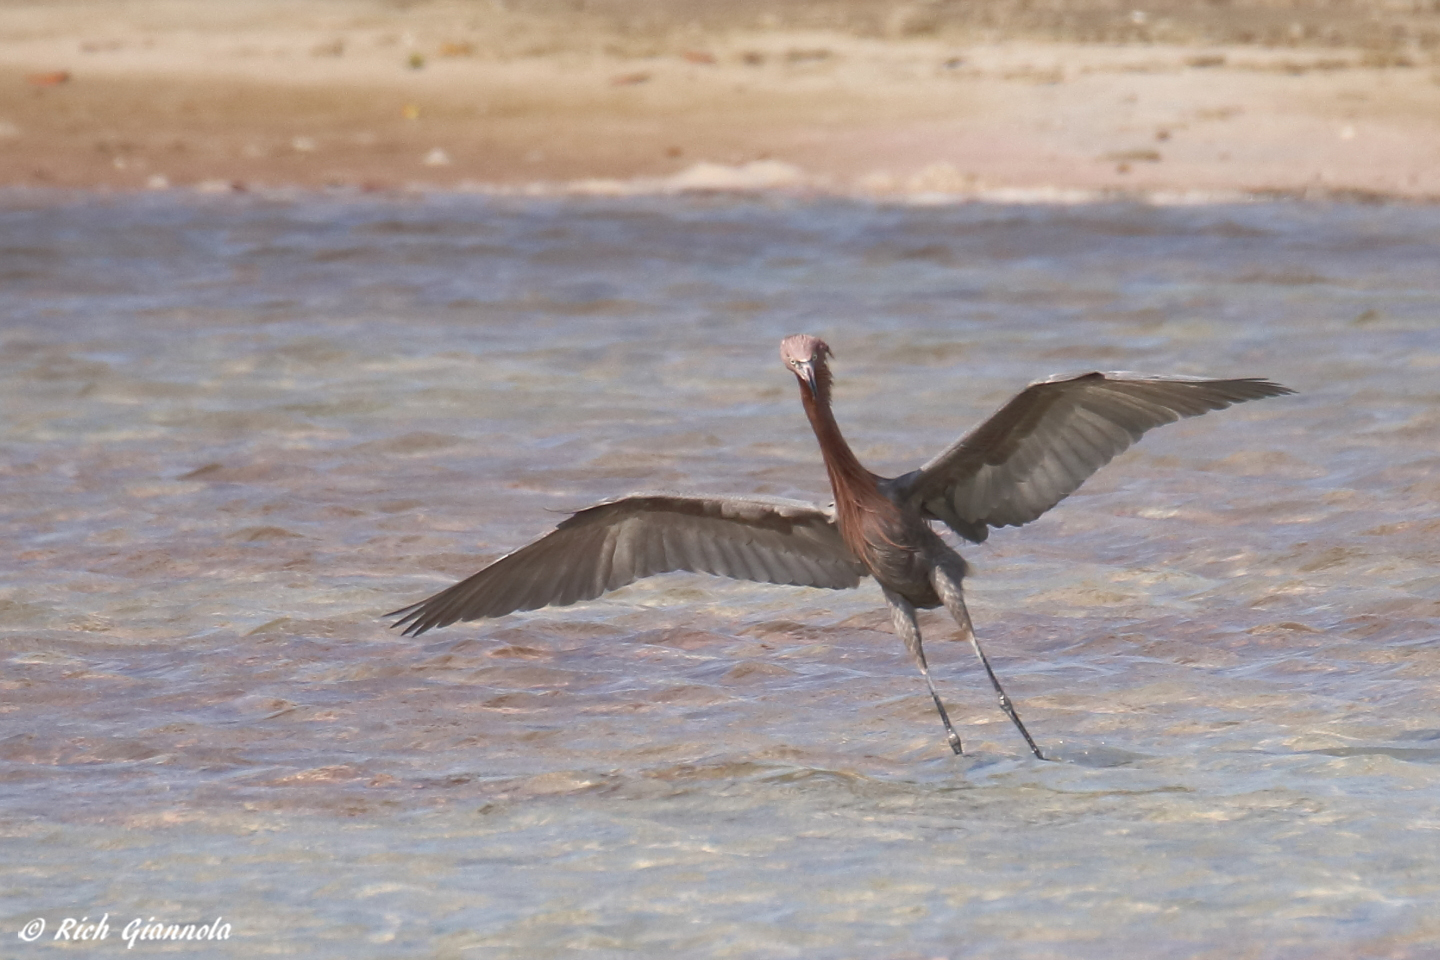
[797,367,885,549]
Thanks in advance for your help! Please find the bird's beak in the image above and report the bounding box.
[795,360,819,398]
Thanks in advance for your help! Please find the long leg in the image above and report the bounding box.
[883,588,964,755]
[931,562,1047,761]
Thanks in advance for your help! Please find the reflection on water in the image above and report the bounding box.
[3,191,1439,957]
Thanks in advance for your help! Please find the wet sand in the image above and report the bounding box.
[2,0,1439,198]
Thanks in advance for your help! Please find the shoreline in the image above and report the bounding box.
[4,174,1434,208]
[2,1,1439,201]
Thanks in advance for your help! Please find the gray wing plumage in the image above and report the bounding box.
[894,372,1294,542]
[388,494,866,636]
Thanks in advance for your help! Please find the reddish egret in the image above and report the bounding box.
[390,335,1292,758]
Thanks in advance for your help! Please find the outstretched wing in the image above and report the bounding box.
[893,372,1294,542]
[388,494,866,636]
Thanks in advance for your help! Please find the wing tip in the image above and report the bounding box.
[1255,379,1297,397]
[385,601,437,637]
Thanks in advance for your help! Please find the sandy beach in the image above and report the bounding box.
[1,0,1438,198]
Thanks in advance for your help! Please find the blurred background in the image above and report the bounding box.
[2,0,1438,197]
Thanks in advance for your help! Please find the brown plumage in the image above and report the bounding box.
[390,335,1293,758]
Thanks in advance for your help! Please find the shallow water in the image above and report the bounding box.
[3,191,1440,958]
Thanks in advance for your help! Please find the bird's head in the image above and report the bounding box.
[779,334,833,400]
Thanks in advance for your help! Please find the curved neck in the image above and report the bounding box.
[797,372,884,546]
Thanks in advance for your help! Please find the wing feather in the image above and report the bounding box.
[388,494,865,636]
[897,372,1293,541]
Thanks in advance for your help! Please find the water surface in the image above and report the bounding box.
[3,192,1439,958]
